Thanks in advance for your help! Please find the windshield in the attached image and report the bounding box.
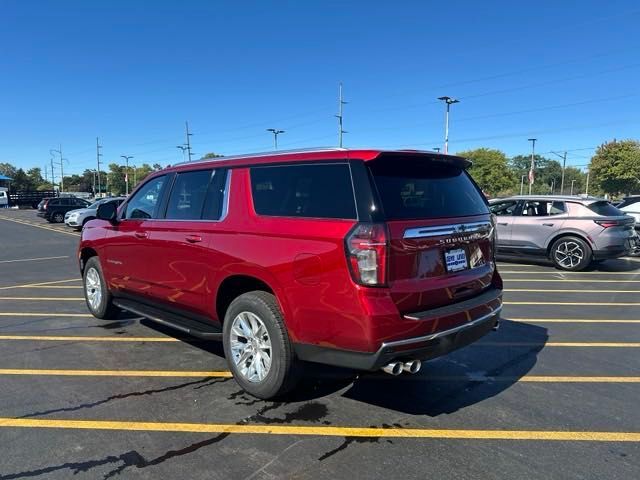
[368,157,489,220]
[87,199,105,209]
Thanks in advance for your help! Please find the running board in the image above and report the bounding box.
[113,298,223,340]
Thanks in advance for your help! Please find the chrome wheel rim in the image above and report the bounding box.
[54,213,63,222]
[554,241,584,269]
[229,311,272,383]
[85,267,102,311]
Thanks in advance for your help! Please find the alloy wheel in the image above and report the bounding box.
[229,311,272,383]
[85,267,102,311]
[554,241,584,269]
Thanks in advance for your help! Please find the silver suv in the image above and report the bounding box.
[489,195,637,271]
[65,197,125,230]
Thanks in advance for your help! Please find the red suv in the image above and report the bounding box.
[80,148,502,399]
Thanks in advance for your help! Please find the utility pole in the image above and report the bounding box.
[520,175,526,195]
[176,145,188,162]
[528,138,537,195]
[267,128,285,150]
[50,146,65,192]
[50,154,55,191]
[121,155,134,195]
[570,180,575,195]
[96,137,103,198]
[437,96,460,154]
[44,164,48,183]
[336,82,347,148]
[551,151,568,194]
[185,121,193,162]
[585,169,590,196]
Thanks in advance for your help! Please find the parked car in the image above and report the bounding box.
[616,195,640,228]
[79,148,503,399]
[489,195,636,271]
[38,196,91,223]
[65,197,125,230]
[9,190,57,209]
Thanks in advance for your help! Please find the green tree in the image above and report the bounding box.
[0,162,17,178]
[561,167,586,195]
[201,152,224,159]
[509,155,563,194]
[457,148,515,196]
[589,139,640,195]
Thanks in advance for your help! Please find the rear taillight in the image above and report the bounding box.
[345,223,388,286]
[594,220,619,228]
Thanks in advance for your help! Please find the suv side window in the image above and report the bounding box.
[165,170,213,220]
[521,200,565,216]
[490,200,518,216]
[123,175,167,220]
[250,163,357,219]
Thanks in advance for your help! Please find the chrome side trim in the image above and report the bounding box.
[403,221,492,239]
[381,305,502,350]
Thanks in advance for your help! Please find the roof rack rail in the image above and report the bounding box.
[172,147,348,167]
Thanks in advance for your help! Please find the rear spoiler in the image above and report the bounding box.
[373,151,472,169]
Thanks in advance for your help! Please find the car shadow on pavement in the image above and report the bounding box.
[142,318,547,416]
[340,319,548,416]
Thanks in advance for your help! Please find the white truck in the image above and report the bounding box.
[0,187,8,208]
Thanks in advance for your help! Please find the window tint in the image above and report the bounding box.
[490,200,518,216]
[250,164,356,219]
[165,170,213,220]
[521,201,565,217]
[202,170,229,220]
[368,157,488,220]
[587,201,623,216]
[123,175,166,219]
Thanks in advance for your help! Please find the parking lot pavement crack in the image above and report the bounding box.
[19,377,228,419]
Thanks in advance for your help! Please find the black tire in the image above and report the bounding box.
[83,256,119,319]
[82,216,95,227]
[51,211,65,223]
[550,236,592,271]
[223,291,300,399]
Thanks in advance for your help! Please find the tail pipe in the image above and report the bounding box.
[381,361,403,376]
[402,359,421,374]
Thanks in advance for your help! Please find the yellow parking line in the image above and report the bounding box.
[509,318,640,323]
[505,289,640,293]
[0,279,81,290]
[0,313,92,317]
[0,417,637,441]
[518,376,640,383]
[479,342,640,347]
[15,285,83,289]
[0,216,80,237]
[0,335,178,342]
[0,297,84,301]
[505,301,640,306]
[0,256,69,264]
[0,369,231,377]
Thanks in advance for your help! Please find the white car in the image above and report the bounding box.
[65,197,125,230]
[616,196,640,228]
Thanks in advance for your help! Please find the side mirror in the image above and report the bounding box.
[97,202,119,224]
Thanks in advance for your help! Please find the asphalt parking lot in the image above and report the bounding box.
[0,209,639,479]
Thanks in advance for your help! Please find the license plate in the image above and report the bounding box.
[445,248,468,272]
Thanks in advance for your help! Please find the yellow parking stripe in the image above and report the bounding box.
[0,335,178,342]
[0,313,92,317]
[0,369,232,377]
[0,256,69,264]
[509,318,640,324]
[505,289,640,293]
[517,376,640,383]
[15,285,83,289]
[0,418,638,441]
[0,216,80,237]
[0,297,84,301]
[0,279,81,290]
[505,301,640,306]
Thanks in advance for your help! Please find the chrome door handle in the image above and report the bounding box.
[134,231,148,239]
[186,235,202,243]
[542,223,554,227]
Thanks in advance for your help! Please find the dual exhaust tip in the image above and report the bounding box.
[381,359,421,376]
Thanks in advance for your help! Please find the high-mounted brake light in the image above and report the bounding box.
[345,223,388,286]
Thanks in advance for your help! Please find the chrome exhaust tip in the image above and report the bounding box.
[382,361,403,376]
[403,359,421,374]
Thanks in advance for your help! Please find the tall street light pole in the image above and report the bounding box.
[433,147,441,153]
[570,180,576,195]
[176,145,188,162]
[267,129,285,150]
[96,137,103,198]
[551,151,568,194]
[528,138,537,195]
[121,155,134,195]
[520,175,526,195]
[437,96,459,154]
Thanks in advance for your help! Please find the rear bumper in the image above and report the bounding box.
[294,293,502,371]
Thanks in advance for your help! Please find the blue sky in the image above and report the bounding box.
[1,0,639,176]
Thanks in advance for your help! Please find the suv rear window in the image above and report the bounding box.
[587,201,624,216]
[368,157,489,220]
[250,163,356,219]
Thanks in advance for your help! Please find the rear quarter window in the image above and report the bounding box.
[368,157,489,220]
[250,163,357,219]
[587,201,624,216]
